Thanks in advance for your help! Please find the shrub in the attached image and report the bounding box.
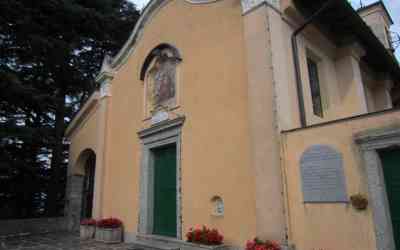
[245,237,281,250]
[350,194,368,210]
[186,226,224,245]
[80,219,97,226]
[96,218,123,228]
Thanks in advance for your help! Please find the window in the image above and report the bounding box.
[307,58,323,117]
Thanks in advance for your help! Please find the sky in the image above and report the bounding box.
[129,0,400,56]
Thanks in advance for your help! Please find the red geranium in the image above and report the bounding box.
[96,218,123,229]
[246,238,281,250]
[80,219,97,226]
[186,226,224,245]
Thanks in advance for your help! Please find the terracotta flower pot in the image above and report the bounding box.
[80,225,95,240]
[95,227,122,243]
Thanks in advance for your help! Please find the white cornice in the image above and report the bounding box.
[109,0,170,71]
[95,0,267,83]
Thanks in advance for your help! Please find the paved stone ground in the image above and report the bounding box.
[0,232,134,250]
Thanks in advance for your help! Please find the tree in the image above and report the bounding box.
[0,0,140,218]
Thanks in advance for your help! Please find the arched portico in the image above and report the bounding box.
[67,149,96,231]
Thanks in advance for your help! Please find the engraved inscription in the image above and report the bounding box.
[300,145,348,203]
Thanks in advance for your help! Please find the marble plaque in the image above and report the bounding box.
[300,145,348,203]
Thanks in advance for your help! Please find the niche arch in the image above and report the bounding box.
[140,44,182,81]
[141,44,182,117]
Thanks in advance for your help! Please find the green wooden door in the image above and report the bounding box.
[380,149,400,249]
[153,145,177,237]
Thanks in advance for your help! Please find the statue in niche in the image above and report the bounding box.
[147,50,177,112]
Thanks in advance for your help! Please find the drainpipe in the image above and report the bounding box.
[291,0,335,127]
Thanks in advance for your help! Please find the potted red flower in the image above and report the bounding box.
[246,238,281,250]
[186,226,224,247]
[80,219,97,240]
[95,217,123,243]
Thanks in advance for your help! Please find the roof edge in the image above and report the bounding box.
[357,0,394,25]
[99,0,226,79]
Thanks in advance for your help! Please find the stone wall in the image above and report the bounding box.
[0,217,67,237]
[66,175,84,232]
[0,175,83,237]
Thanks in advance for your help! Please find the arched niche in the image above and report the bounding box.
[210,195,224,217]
[140,44,182,81]
[141,44,182,117]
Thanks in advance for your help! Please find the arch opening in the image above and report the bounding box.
[68,148,96,231]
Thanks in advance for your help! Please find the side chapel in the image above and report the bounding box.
[65,1,400,250]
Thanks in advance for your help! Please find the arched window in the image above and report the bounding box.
[141,44,181,117]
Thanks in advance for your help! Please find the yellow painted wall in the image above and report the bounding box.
[100,0,256,246]
[282,110,400,250]
[68,103,99,175]
[274,11,370,128]
[65,1,399,249]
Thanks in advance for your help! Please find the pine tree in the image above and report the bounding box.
[0,0,140,218]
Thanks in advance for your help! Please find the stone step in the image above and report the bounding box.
[128,235,181,250]
[129,234,230,250]
[129,240,180,250]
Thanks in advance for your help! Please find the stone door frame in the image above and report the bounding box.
[355,127,400,250]
[137,117,184,239]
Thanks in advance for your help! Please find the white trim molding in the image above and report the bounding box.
[94,0,282,84]
[184,0,222,4]
[137,117,185,239]
[100,82,112,99]
[241,0,280,14]
[355,126,400,250]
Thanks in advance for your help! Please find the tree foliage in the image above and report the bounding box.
[0,0,140,218]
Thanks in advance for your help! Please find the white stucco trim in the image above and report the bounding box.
[137,117,185,239]
[184,0,222,4]
[241,0,280,14]
[355,126,400,250]
[96,0,271,83]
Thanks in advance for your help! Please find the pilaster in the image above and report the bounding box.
[242,3,286,243]
[92,72,113,219]
[335,43,369,116]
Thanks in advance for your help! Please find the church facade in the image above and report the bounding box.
[65,1,400,249]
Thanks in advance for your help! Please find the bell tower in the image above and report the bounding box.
[357,1,395,52]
